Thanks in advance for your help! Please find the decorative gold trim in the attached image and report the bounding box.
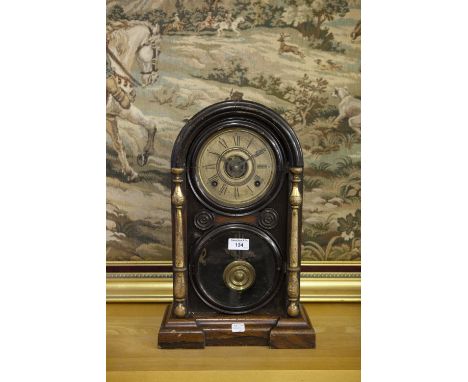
[302,261,360,266]
[107,276,173,302]
[106,261,171,266]
[106,260,360,266]
[106,272,360,303]
[300,276,361,302]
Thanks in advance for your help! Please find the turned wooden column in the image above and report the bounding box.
[287,167,302,317]
[171,168,187,318]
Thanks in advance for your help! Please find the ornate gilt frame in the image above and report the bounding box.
[107,260,360,302]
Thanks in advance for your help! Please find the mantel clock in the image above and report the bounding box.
[158,100,316,349]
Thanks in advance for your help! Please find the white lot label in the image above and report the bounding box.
[231,323,245,333]
[228,238,249,251]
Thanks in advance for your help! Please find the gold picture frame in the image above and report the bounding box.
[106,261,360,302]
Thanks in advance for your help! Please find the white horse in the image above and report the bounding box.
[106,21,161,181]
[215,16,245,36]
[332,87,361,135]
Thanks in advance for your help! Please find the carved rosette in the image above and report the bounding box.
[287,167,302,317]
[258,208,279,230]
[194,210,214,231]
[172,168,187,318]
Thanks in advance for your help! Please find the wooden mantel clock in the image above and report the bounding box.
[158,100,316,349]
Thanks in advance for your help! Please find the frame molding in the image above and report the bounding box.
[106,261,360,302]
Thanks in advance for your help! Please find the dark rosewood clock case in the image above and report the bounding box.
[158,100,315,349]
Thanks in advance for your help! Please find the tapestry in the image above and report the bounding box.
[106,0,361,262]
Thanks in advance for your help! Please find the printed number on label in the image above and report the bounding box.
[228,238,249,251]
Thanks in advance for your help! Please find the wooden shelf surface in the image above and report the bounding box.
[107,302,360,381]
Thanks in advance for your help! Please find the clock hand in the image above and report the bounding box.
[208,151,228,162]
[243,148,266,163]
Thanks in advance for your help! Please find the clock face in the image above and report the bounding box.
[195,128,277,208]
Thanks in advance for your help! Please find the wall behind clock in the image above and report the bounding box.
[106,0,361,263]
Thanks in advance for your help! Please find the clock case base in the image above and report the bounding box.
[158,303,316,349]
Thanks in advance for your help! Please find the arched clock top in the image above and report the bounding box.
[171,100,303,168]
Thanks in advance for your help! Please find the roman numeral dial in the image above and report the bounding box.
[195,128,277,208]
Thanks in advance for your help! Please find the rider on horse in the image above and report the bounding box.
[172,13,184,30]
[106,36,132,110]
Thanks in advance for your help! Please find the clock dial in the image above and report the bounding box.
[190,224,282,314]
[195,128,277,208]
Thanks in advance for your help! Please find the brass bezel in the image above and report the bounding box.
[223,260,256,291]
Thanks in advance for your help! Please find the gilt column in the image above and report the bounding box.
[287,167,302,317]
[171,168,187,318]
